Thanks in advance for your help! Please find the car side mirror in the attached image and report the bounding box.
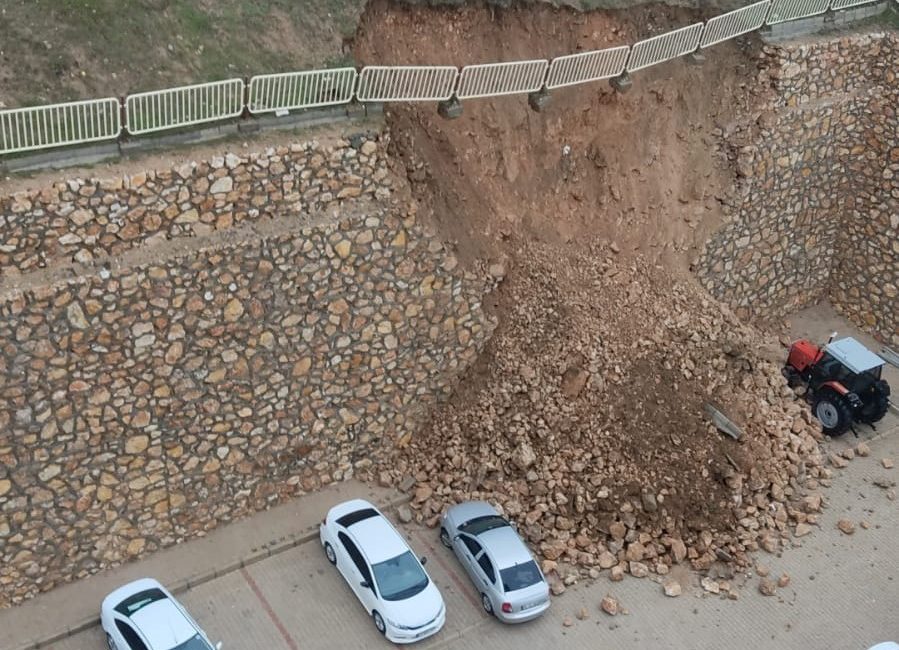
[420,556,428,565]
[360,580,371,589]
[215,643,223,650]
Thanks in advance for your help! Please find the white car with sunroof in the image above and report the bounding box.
[320,499,445,644]
[101,578,222,650]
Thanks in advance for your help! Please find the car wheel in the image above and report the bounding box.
[481,592,494,616]
[324,542,337,566]
[439,527,452,549]
[372,610,387,635]
[106,633,117,650]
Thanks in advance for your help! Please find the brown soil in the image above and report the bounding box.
[356,2,826,573]
[355,0,768,269]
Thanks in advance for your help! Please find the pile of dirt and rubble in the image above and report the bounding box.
[375,240,830,579]
[354,1,827,579]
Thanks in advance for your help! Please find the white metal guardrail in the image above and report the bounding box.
[546,46,631,89]
[357,66,458,101]
[626,23,705,72]
[125,79,245,135]
[457,60,549,99]
[248,68,356,114]
[0,0,890,156]
[829,0,880,9]
[701,1,772,48]
[0,98,121,155]
[766,0,831,23]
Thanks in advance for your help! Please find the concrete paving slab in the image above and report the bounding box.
[3,479,403,650]
[53,424,898,649]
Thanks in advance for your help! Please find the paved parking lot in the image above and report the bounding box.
[52,423,898,650]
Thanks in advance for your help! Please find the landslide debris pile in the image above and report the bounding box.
[377,241,830,577]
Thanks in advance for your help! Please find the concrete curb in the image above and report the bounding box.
[762,0,891,41]
[12,489,412,650]
[1,103,385,175]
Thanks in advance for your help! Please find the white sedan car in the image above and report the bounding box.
[320,499,446,644]
[101,578,222,650]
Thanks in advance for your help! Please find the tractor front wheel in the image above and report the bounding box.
[813,390,853,436]
[781,365,802,388]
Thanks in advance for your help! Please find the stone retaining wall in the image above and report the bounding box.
[830,42,899,344]
[0,141,495,605]
[697,32,899,346]
[0,138,390,276]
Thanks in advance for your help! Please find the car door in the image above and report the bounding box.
[474,549,499,601]
[337,531,379,613]
[454,533,485,587]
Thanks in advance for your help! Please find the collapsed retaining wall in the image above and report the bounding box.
[697,32,899,346]
[0,139,494,605]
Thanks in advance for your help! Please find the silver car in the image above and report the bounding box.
[439,501,550,623]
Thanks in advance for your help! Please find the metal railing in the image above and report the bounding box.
[357,66,458,101]
[125,79,245,135]
[626,23,705,72]
[248,68,356,114]
[546,46,631,89]
[457,60,549,99]
[0,0,891,156]
[701,1,772,48]
[0,98,121,155]
[829,0,880,9]
[766,0,831,23]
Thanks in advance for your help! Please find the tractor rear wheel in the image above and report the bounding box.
[813,390,853,436]
[859,384,890,424]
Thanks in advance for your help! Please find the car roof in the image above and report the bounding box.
[349,514,410,564]
[131,598,197,650]
[826,337,884,374]
[478,526,534,569]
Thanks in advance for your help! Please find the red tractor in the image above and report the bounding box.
[783,334,891,436]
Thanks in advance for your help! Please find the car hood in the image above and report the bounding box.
[380,580,444,628]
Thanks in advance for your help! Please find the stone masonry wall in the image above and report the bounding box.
[830,36,899,345]
[697,32,899,346]
[0,140,495,605]
[0,138,390,276]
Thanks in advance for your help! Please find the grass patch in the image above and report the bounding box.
[2,0,366,107]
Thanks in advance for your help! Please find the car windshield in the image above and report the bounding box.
[500,561,543,592]
[170,634,213,650]
[372,551,429,601]
[458,515,509,536]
